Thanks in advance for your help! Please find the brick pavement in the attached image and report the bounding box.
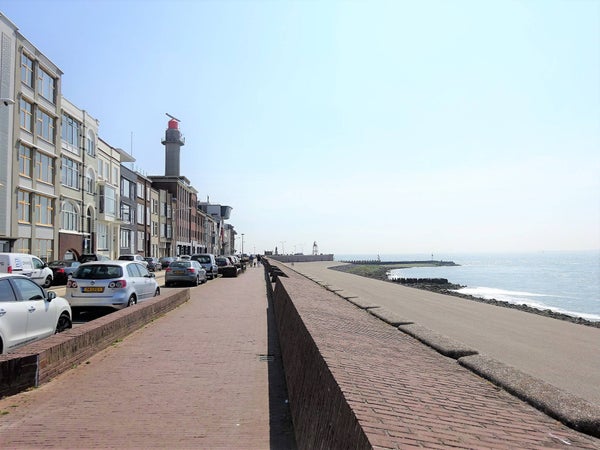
[0,266,296,449]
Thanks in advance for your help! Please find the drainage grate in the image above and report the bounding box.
[258,354,275,362]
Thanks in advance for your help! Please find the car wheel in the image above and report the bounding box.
[193,276,199,286]
[42,275,52,288]
[154,287,160,297]
[127,294,137,307]
[55,312,72,333]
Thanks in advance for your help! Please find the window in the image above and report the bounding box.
[34,152,54,184]
[14,238,31,254]
[120,229,130,249]
[97,223,108,250]
[152,198,159,214]
[121,179,133,199]
[160,223,165,238]
[137,233,144,252]
[137,182,144,199]
[61,157,80,189]
[61,114,80,149]
[36,109,55,143]
[21,54,34,88]
[86,132,95,156]
[35,194,53,226]
[152,221,159,236]
[137,204,144,224]
[36,239,53,262]
[17,190,31,223]
[20,99,33,132]
[166,224,172,239]
[121,203,131,223]
[85,169,95,194]
[112,166,118,185]
[61,201,79,231]
[18,144,32,177]
[99,185,116,216]
[37,68,55,103]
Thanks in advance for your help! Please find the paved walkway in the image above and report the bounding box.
[288,261,600,406]
[0,266,295,449]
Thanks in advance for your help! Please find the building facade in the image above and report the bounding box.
[11,29,63,261]
[0,14,17,252]
[57,97,100,261]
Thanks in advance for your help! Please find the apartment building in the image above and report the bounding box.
[10,25,63,260]
[1,13,237,260]
[0,14,17,252]
[57,97,100,260]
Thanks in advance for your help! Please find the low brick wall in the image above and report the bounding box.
[0,289,189,398]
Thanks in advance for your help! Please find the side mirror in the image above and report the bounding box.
[47,291,56,301]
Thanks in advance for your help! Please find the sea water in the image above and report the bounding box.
[336,251,600,322]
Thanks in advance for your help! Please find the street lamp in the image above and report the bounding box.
[241,233,244,255]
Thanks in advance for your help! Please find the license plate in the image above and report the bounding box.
[174,271,185,275]
[82,287,104,293]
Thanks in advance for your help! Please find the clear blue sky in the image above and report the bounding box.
[3,0,599,256]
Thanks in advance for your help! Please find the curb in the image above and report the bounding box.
[459,354,600,438]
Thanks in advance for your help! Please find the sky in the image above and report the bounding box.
[2,0,599,256]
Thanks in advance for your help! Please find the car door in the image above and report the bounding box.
[0,278,31,351]
[126,263,150,299]
[136,263,154,298]
[11,277,54,340]
[30,256,46,285]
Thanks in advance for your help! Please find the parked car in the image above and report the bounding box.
[78,253,110,263]
[159,257,176,269]
[118,254,148,267]
[0,252,54,288]
[190,253,219,280]
[165,260,207,287]
[0,273,72,354]
[144,257,162,272]
[216,256,238,277]
[178,255,191,261]
[65,261,160,310]
[48,260,81,285]
[226,255,244,272]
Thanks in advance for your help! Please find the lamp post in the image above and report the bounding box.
[241,233,244,255]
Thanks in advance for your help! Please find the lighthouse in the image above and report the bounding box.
[162,117,185,177]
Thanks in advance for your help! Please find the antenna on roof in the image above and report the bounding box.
[165,113,180,122]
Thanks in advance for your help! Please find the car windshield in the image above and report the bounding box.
[194,256,211,263]
[73,264,123,279]
[170,262,190,268]
[118,256,133,261]
[216,257,228,266]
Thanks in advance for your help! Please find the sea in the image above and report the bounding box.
[336,250,600,322]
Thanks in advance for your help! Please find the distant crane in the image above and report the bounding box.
[312,241,319,255]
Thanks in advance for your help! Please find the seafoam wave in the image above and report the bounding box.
[452,286,600,322]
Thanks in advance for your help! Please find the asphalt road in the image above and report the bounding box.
[287,261,600,407]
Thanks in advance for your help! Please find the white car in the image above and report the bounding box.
[118,254,149,267]
[0,273,72,354]
[66,261,160,310]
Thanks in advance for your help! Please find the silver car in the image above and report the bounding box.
[165,260,207,287]
[0,273,72,354]
[65,261,160,310]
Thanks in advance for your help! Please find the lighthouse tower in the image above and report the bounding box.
[162,118,185,176]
